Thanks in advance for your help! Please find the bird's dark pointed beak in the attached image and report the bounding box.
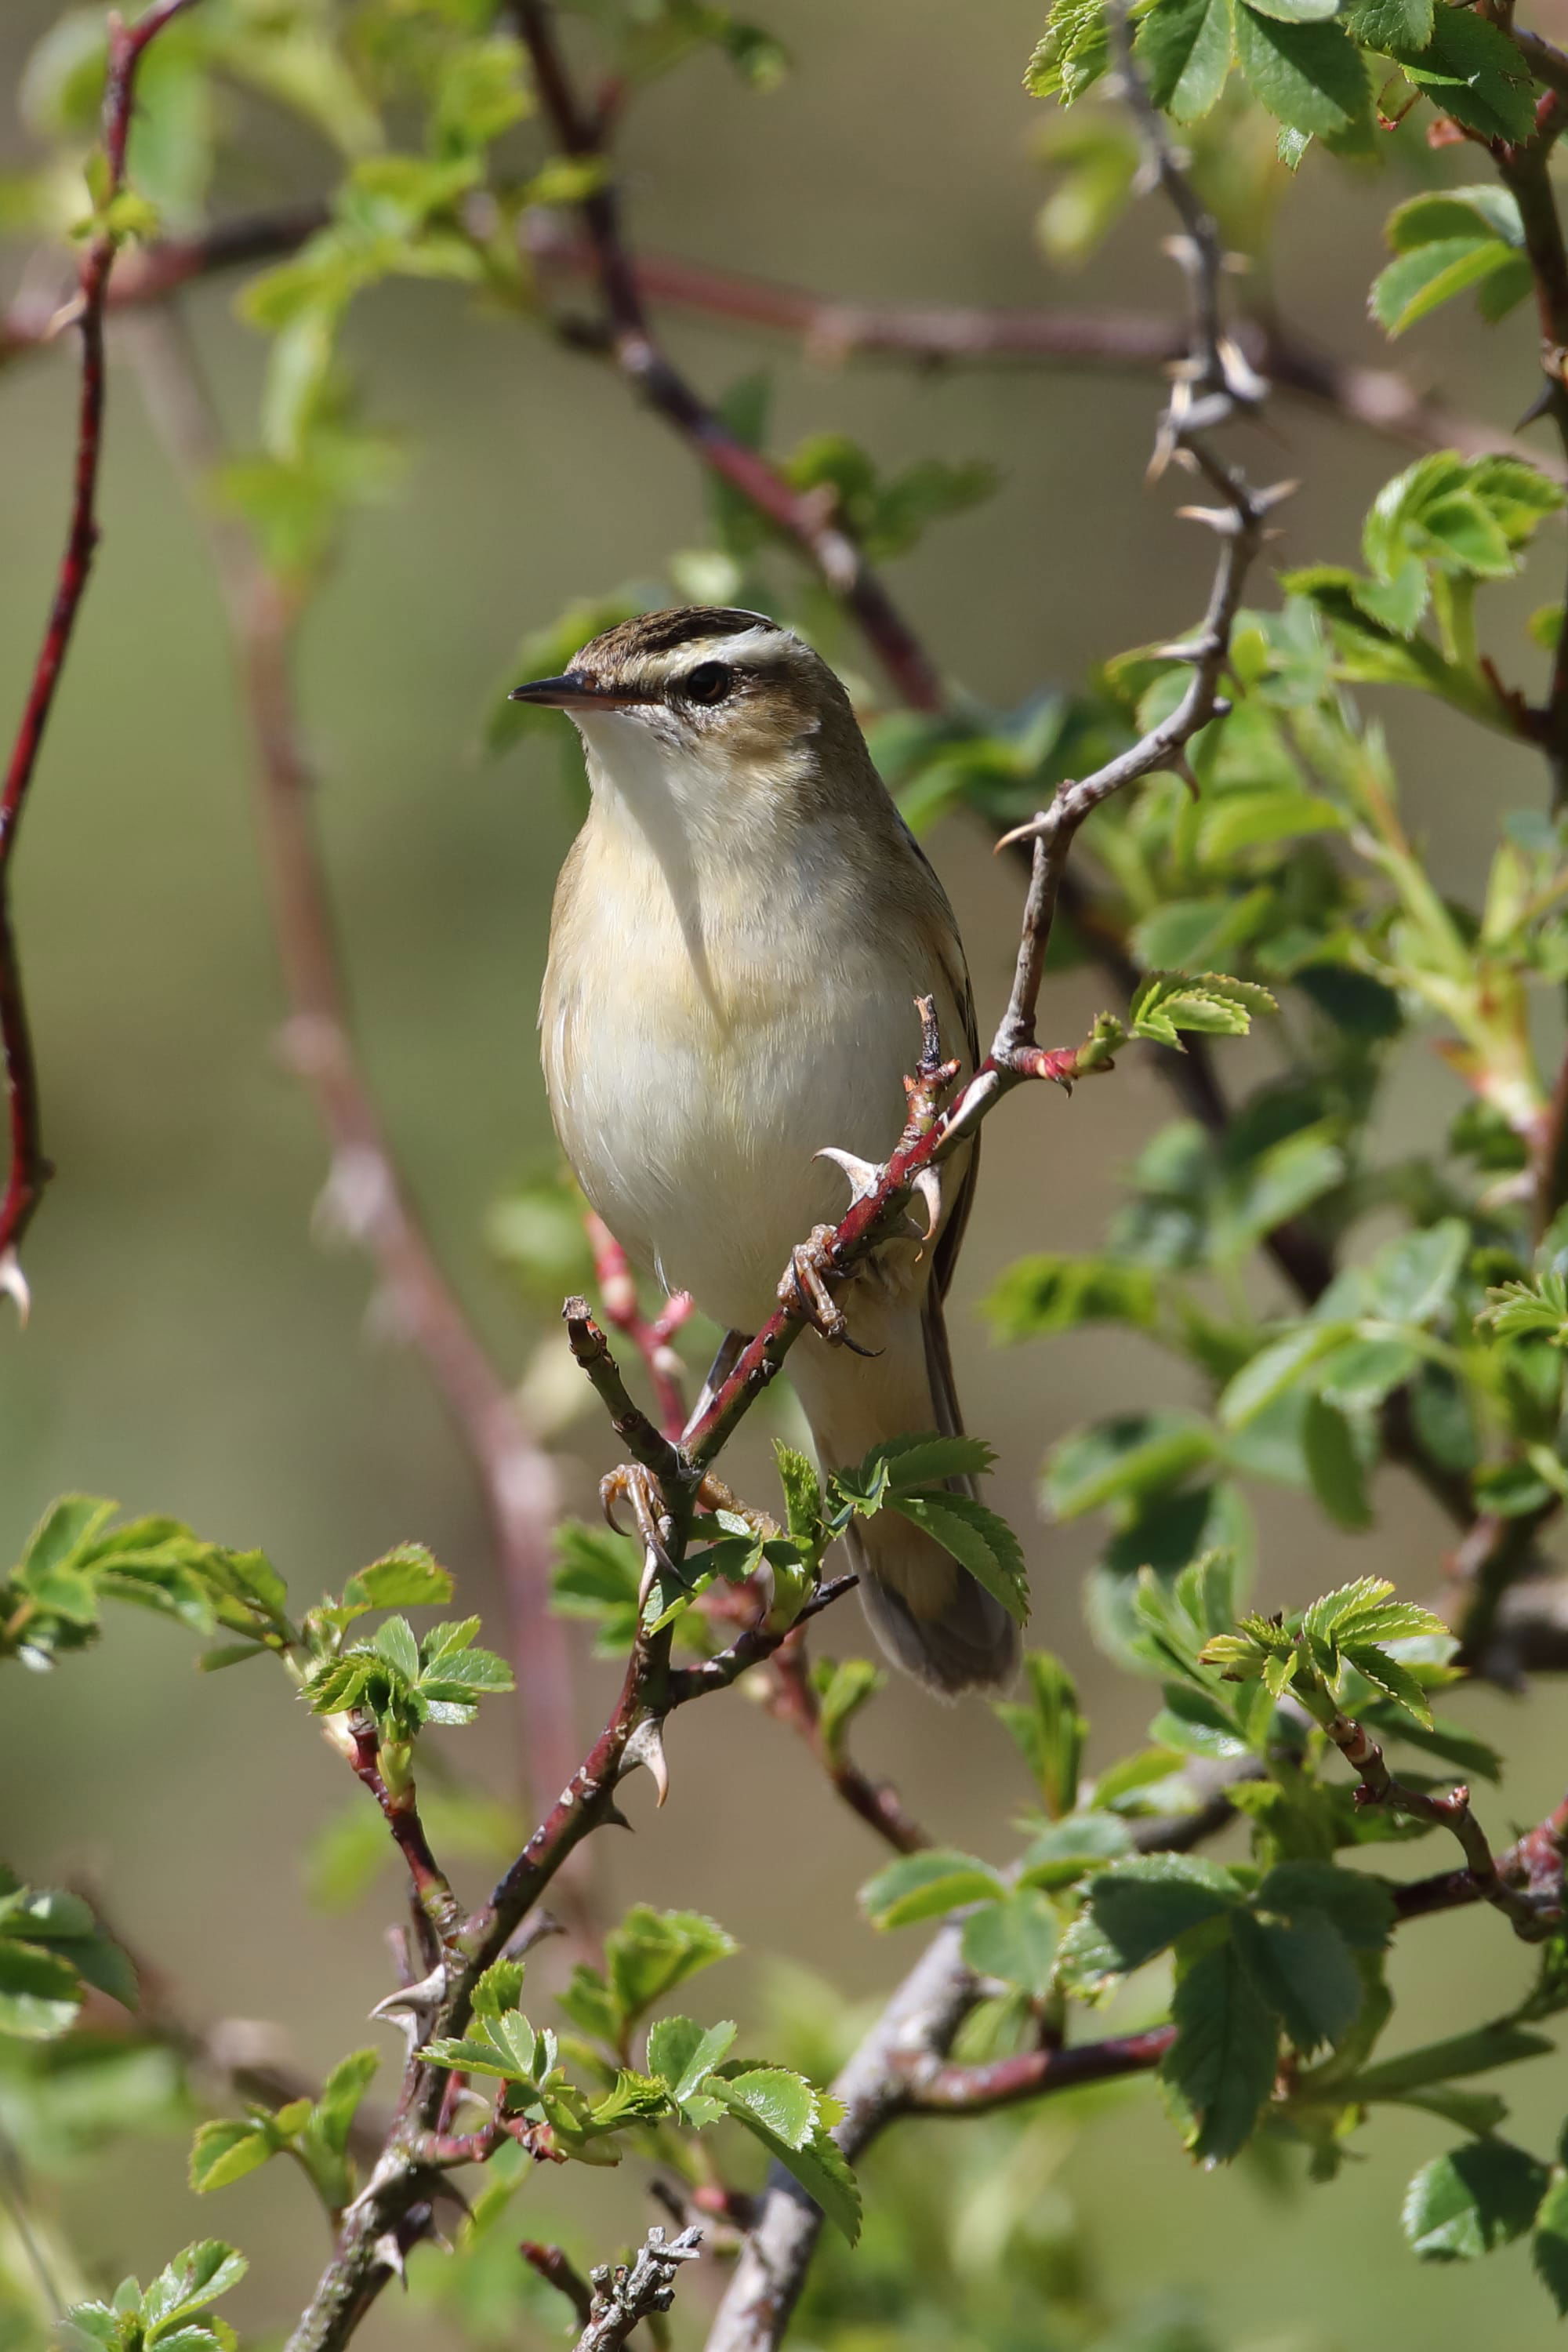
[506,671,647,712]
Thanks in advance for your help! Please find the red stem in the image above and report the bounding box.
[0,0,201,1287]
[584,1209,690,1442]
[907,2026,1176,2112]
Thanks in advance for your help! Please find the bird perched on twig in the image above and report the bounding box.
[514,607,1019,1695]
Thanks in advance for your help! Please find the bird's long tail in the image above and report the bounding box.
[789,1294,1020,1697]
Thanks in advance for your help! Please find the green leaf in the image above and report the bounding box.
[1218,1322,1353,1429]
[1301,1396,1372,1530]
[855,1433,997,1493]
[1044,1413,1218,1517]
[1232,1910,1362,2053]
[314,2049,378,2151]
[711,2067,818,2150]
[1163,1933,1280,2161]
[647,2015,738,2105]
[1084,1853,1240,1970]
[993,1651,1085,1817]
[1025,0,1112,102]
[1346,0,1432,45]
[189,2119,275,2193]
[1348,2023,1555,2100]
[343,1546,453,1611]
[1234,5,1369,135]
[985,1254,1156,1341]
[1373,1223,1476,1336]
[371,1615,420,1684]
[887,1490,1029,1624]
[1533,2172,1568,2315]
[1255,1861,1395,1951]
[861,1849,1007,1929]
[744,2116,862,2244]
[961,1889,1059,1997]
[1136,0,1234,118]
[813,1658,884,1762]
[1391,5,1538,142]
[1370,238,1527,338]
[1129,971,1277,1049]
[604,1907,738,2028]
[1385,184,1523,253]
[471,1960,527,2017]
[1340,1642,1434,1726]
[1403,2142,1549,2259]
[0,1939,82,2038]
[141,2244,248,2341]
[774,1444,823,1553]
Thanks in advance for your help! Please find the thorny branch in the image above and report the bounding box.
[584,1210,691,1443]
[571,2226,704,2352]
[0,203,1531,476]
[125,308,579,1817]
[1296,1686,1563,1939]
[0,0,201,1312]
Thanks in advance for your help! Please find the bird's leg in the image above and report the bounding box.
[601,1462,677,1597]
[685,1327,748,1436]
[780,1225,879,1358]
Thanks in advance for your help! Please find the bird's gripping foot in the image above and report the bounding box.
[779,1225,879,1357]
[601,1462,677,1599]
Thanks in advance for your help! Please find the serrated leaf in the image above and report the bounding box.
[1301,1396,1372,1530]
[1234,5,1369,135]
[961,1889,1059,1996]
[1163,1932,1279,2161]
[1085,1853,1241,1970]
[344,1547,453,1611]
[604,1907,738,2028]
[888,1490,1029,1624]
[860,1849,1007,1929]
[985,1253,1157,1341]
[814,1657,884,1760]
[141,2244,248,2341]
[1391,5,1538,142]
[371,1615,420,1683]
[0,1940,82,2038]
[1403,2142,1548,2259]
[1232,1909,1362,2053]
[711,2067,818,2150]
[648,2015,738,2105]
[1255,1861,1395,1951]
[188,2119,274,2194]
[1136,0,1235,119]
[1534,2173,1568,2314]
[1129,971,1277,1049]
[1370,238,1523,338]
[1340,1642,1434,1726]
[993,1650,1084,1817]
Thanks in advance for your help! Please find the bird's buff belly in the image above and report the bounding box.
[546,997,917,1335]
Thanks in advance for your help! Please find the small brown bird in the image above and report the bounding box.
[514,607,1019,1693]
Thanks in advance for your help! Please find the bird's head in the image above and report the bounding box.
[508,607,857,782]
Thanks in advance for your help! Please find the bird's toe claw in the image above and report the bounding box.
[779,1226,879,1357]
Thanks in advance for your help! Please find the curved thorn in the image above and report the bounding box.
[911,1166,942,1240]
[815,1145,881,1203]
[624,1715,670,1808]
[0,1250,31,1327]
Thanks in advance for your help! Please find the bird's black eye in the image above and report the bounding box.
[681,660,735,706]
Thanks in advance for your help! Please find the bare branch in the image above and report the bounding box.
[520,2242,593,2326]
[571,2226,704,2352]
[1295,1686,1563,1939]
[0,0,204,1308]
[506,0,942,710]
[585,1210,691,1441]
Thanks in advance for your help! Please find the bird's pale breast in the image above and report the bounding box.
[543,811,964,1334]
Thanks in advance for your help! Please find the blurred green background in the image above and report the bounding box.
[2,1,1566,2346]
